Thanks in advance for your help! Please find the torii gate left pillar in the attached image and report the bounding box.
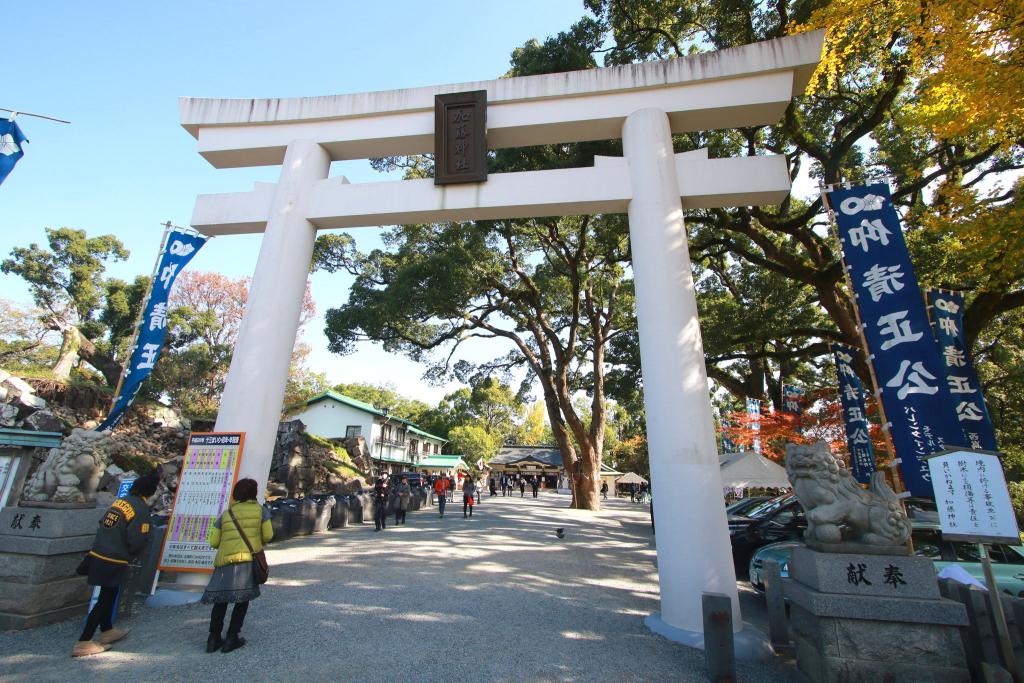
[183,30,824,647]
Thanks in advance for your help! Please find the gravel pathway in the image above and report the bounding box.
[0,492,797,682]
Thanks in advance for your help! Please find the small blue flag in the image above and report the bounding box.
[0,118,28,186]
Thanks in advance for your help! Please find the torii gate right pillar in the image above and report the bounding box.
[624,108,743,641]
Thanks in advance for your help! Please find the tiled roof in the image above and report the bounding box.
[302,391,416,425]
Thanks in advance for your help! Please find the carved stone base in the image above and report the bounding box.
[0,506,103,630]
[805,540,910,556]
[787,547,970,682]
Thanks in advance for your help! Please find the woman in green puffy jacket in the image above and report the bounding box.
[201,478,272,654]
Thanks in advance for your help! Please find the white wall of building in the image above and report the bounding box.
[292,400,373,444]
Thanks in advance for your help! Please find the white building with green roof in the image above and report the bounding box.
[288,391,447,474]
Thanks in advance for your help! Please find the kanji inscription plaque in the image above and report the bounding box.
[435,90,487,185]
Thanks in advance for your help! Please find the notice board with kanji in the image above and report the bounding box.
[927,448,1020,546]
[158,432,244,572]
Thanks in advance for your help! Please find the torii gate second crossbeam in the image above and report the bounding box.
[181,30,824,646]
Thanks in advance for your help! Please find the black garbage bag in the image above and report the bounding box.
[269,500,297,542]
[331,495,349,528]
[313,495,335,532]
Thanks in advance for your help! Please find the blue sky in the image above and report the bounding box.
[1,0,589,403]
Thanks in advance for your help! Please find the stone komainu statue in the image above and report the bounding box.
[785,442,910,550]
[21,428,114,506]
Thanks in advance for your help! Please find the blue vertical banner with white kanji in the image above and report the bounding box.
[720,417,737,453]
[925,289,998,451]
[832,343,877,484]
[97,229,208,431]
[782,385,805,415]
[828,183,966,497]
[746,398,762,455]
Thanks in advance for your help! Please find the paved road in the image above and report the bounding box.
[0,492,797,682]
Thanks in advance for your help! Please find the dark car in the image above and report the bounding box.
[729,493,806,575]
[388,472,425,488]
[726,496,770,518]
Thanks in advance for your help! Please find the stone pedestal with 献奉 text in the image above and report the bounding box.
[786,546,970,682]
[0,506,104,629]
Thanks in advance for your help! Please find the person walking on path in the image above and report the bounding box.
[434,476,448,518]
[488,476,497,496]
[395,477,412,525]
[201,478,272,654]
[601,481,609,500]
[530,476,539,498]
[372,478,389,531]
[72,474,159,658]
[519,478,526,497]
[448,475,456,501]
[463,479,477,518]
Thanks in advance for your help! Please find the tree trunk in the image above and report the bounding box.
[76,333,124,387]
[51,323,81,380]
[571,443,602,511]
[47,317,123,386]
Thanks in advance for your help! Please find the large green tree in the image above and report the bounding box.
[2,228,130,384]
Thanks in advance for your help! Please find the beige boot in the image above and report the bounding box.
[99,628,129,645]
[71,641,109,657]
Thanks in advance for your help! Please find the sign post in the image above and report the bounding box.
[158,432,244,573]
[927,448,1020,675]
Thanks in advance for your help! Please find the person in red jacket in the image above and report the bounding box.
[434,475,448,518]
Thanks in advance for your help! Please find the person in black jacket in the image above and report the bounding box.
[73,474,159,658]
[372,478,388,531]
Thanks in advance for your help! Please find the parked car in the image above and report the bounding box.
[729,493,806,574]
[726,496,770,518]
[749,523,1024,596]
[388,472,426,488]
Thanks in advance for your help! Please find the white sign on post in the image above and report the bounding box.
[926,448,1021,545]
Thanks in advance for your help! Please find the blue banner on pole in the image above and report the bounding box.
[746,398,762,455]
[97,229,208,431]
[0,118,28,186]
[832,343,877,484]
[828,183,965,497]
[782,385,805,415]
[925,289,998,451]
[720,418,737,453]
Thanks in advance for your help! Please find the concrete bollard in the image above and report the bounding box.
[702,592,736,683]
[763,559,791,652]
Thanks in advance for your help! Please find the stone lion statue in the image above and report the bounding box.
[21,428,115,506]
[785,442,910,550]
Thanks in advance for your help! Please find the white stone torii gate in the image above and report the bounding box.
[181,30,823,644]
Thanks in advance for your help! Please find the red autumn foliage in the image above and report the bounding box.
[720,389,890,468]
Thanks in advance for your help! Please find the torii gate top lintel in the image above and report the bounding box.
[180,30,823,169]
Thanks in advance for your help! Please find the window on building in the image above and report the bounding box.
[434,443,440,455]
[409,439,418,455]
[345,426,361,438]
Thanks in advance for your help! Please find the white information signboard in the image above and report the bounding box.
[158,432,244,572]
[927,448,1020,545]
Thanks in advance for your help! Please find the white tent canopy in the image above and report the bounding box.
[616,472,648,485]
[719,451,791,489]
